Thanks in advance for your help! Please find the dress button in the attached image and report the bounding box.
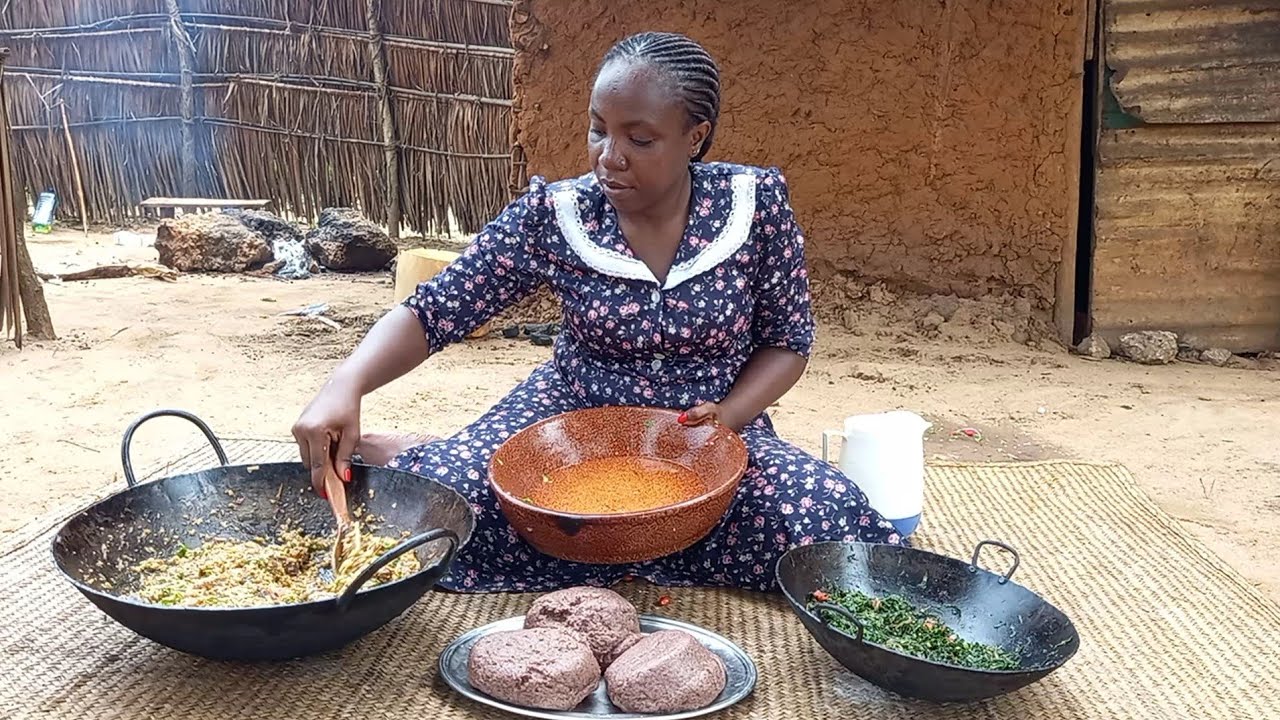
[651,289,662,304]
[651,359,662,372]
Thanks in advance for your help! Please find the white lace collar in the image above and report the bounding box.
[550,173,757,290]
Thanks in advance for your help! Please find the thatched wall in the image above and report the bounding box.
[0,0,514,236]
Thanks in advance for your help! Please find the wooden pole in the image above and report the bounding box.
[165,0,199,196]
[365,0,402,239]
[1055,0,1102,346]
[0,150,19,345]
[59,104,90,236]
[0,50,55,344]
[14,220,54,340]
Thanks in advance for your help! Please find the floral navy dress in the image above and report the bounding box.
[394,161,902,593]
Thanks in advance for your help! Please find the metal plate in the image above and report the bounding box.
[438,614,757,719]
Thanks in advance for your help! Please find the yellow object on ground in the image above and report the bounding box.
[393,248,489,338]
[393,248,460,303]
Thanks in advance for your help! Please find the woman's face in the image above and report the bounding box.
[588,60,710,214]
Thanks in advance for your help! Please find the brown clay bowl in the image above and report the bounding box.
[488,407,749,564]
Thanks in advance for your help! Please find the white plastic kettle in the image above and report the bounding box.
[821,410,931,537]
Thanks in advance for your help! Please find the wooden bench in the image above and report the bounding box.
[140,197,273,218]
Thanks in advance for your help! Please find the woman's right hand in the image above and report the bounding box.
[292,381,362,497]
[290,305,434,495]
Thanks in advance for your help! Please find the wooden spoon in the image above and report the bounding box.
[322,444,360,574]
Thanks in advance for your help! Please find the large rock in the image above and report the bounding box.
[305,208,396,272]
[1177,348,1204,364]
[1201,348,1234,367]
[1118,331,1179,365]
[1226,355,1261,371]
[1074,334,1110,360]
[1178,333,1211,352]
[221,208,303,245]
[155,213,272,272]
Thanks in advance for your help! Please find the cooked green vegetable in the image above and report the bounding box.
[811,589,1020,671]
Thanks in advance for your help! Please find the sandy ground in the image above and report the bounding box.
[3,228,1279,603]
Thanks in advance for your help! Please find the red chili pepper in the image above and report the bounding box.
[812,590,830,602]
[657,595,672,607]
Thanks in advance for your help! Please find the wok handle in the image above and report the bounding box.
[811,601,865,644]
[121,409,229,488]
[335,527,460,612]
[969,539,1020,584]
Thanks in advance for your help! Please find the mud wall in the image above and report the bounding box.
[510,0,1087,308]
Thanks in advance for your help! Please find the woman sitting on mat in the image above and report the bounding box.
[292,31,903,593]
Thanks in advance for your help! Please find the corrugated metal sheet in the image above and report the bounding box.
[1091,124,1280,352]
[1105,0,1280,123]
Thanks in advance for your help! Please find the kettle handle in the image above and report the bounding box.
[821,430,843,463]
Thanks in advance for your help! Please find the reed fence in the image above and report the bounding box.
[0,0,515,238]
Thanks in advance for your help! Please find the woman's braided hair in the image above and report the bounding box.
[601,31,721,162]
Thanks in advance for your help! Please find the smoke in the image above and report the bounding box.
[220,208,314,279]
[271,236,314,279]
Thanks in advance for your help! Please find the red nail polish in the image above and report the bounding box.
[677,412,688,424]
[343,468,352,483]
[319,489,327,500]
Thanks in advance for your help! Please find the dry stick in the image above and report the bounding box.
[9,65,181,82]
[58,103,89,236]
[6,69,175,89]
[204,75,514,107]
[0,51,17,342]
[187,20,514,58]
[0,113,18,344]
[364,0,401,239]
[0,227,19,345]
[58,438,101,453]
[164,0,198,196]
[8,116,182,130]
[41,262,178,282]
[0,27,164,40]
[202,117,508,158]
[1,53,54,342]
[0,15,165,36]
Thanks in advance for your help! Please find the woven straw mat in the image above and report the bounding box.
[1,439,1277,720]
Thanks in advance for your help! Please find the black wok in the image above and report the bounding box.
[51,409,475,661]
[777,540,1079,702]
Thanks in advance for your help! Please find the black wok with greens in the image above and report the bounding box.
[810,588,1020,671]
